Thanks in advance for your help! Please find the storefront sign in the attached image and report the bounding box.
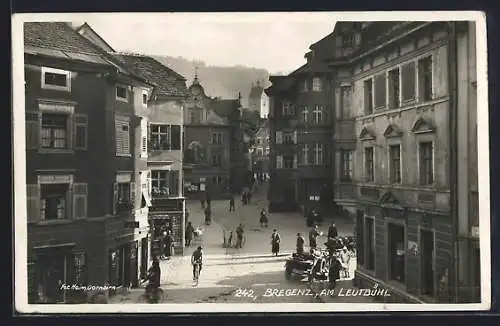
[39,175,72,184]
[116,174,132,183]
[124,221,139,228]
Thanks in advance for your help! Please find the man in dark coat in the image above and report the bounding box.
[309,225,321,250]
[235,224,244,248]
[329,257,342,289]
[185,222,194,247]
[271,229,281,256]
[296,233,305,254]
[229,195,235,212]
[328,223,338,239]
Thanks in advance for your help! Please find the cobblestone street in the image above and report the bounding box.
[109,182,376,304]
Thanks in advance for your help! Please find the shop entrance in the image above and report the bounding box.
[420,229,435,296]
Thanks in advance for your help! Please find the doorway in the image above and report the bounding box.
[36,249,70,303]
[420,229,435,296]
[140,237,149,281]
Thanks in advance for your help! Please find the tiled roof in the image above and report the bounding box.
[109,53,188,98]
[290,61,334,75]
[24,22,111,66]
[265,76,296,94]
[212,99,240,118]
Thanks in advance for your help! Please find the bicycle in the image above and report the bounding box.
[192,262,201,287]
[138,285,165,304]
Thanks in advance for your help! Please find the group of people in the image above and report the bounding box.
[224,223,245,249]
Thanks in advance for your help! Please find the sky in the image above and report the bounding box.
[76,13,336,74]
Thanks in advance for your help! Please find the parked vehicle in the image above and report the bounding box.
[284,250,329,281]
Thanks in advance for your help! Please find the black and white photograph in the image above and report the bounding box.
[12,12,490,313]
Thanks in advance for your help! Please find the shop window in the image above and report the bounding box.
[388,223,406,283]
[151,170,170,197]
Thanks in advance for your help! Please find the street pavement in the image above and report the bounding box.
[109,182,376,304]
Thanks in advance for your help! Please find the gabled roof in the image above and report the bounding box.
[75,22,116,52]
[211,99,240,118]
[109,53,188,98]
[24,22,111,66]
[289,60,334,75]
[265,76,296,95]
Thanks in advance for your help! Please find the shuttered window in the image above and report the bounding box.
[170,125,181,150]
[275,131,283,144]
[115,116,130,156]
[401,62,416,102]
[130,181,136,208]
[374,73,387,109]
[26,111,39,150]
[140,118,148,158]
[27,184,40,223]
[73,183,87,219]
[276,155,284,169]
[74,114,88,150]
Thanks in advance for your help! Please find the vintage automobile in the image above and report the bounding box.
[284,250,329,281]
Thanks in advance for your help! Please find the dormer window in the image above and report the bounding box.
[41,67,71,92]
[116,85,128,103]
[342,35,355,48]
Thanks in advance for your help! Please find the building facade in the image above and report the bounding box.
[25,22,153,303]
[249,80,270,118]
[109,53,189,256]
[325,21,479,303]
[183,75,235,199]
[266,46,335,213]
[249,119,270,177]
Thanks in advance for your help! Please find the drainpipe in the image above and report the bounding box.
[448,21,459,303]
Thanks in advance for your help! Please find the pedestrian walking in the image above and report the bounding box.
[309,225,321,250]
[163,230,174,258]
[185,222,194,247]
[329,256,342,289]
[271,229,281,256]
[296,232,305,254]
[229,195,235,212]
[235,223,244,248]
[340,247,351,278]
[259,208,269,228]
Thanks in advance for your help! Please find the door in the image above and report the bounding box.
[420,229,435,296]
[37,250,68,303]
[140,237,149,280]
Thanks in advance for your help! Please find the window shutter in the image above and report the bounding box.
[26,111,39,150]
[123,121,130,154]
[171,125,181,150]
[73,183,87,219]
[374,74,387,109]
[276,131,283,144]
[308,146,315,165]
[140,118,148,158]
[130,181,136,208]
[112,183,118,215]
[115,121,123,155]
[26,184,40,223]
[402,62,416,102]
[74,114,88,151]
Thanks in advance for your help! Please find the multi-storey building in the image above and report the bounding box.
[109,53,189,256]
[183,75,236,199]
[24,22,153,303]
[327,21,479,303]
[249,80,270,118]
[266,44,335,213]
[249,119,270,177]
[266,21,480,304]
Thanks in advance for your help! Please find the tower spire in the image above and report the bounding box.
[193,66,200,85]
